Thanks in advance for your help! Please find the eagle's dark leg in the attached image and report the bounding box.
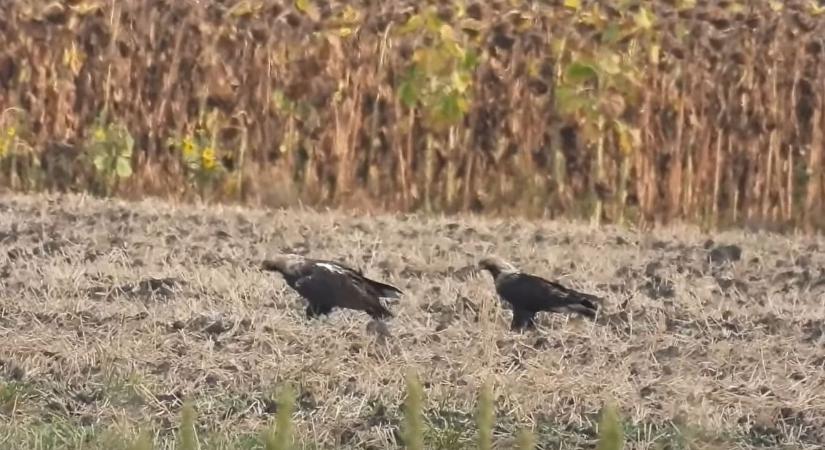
[511,310,537,331]
[305,302,333,319]
[365,302,393,320]
[305,305,318,318]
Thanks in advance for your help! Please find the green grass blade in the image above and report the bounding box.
[265,385,296,450]
[178,401,198,450]
[477,380,494,450]
[128,430,154,450]
[402,370,424,450]
[596,401,624,450]
[517,428,535,450]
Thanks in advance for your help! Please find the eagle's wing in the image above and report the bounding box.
[361,276,403,300]
[498,273,599,318]
[310,259,403,300]
[538,276,599,305]
[295,263,392,318]
[535,275,600,318]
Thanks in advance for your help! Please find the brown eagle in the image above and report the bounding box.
[478,257,600,331]
[262,254,402,320]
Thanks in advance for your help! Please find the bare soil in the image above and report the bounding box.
[0,194,823,449]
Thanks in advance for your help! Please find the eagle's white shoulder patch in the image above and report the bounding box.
[316,262,346,274]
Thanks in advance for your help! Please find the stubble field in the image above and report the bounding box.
[0,194,823,449]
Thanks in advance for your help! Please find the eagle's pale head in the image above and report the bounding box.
[478,257,518,278]
[261,253,306,275]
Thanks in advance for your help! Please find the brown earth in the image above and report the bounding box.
[0,193,824,449]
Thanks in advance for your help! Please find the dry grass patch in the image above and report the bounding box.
[0,193,823,449]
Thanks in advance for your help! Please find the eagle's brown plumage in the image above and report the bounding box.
[262,254,402,320]
[479,257,600,330]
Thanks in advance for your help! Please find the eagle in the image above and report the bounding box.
[478,257,600,331]
[261,254,403,320]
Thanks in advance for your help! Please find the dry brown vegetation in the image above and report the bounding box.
[2,1,825,231]
[0,193,823,449]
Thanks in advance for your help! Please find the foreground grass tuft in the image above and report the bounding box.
[179,401,199,450]
[264,385,296,450]
[476,380,494,450]
[402,370,425,450]
[517,428,536,450]
[596,401,624,450]
[128,431,154,450]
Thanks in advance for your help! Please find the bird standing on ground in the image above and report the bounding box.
[261,254,402,320]
[478,256,600,331]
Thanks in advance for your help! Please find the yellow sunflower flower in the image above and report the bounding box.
[201,147,217,171]
[181,136,196,159]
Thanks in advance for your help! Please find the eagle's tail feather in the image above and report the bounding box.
[367,279,403,299]
[567,293,599,319]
